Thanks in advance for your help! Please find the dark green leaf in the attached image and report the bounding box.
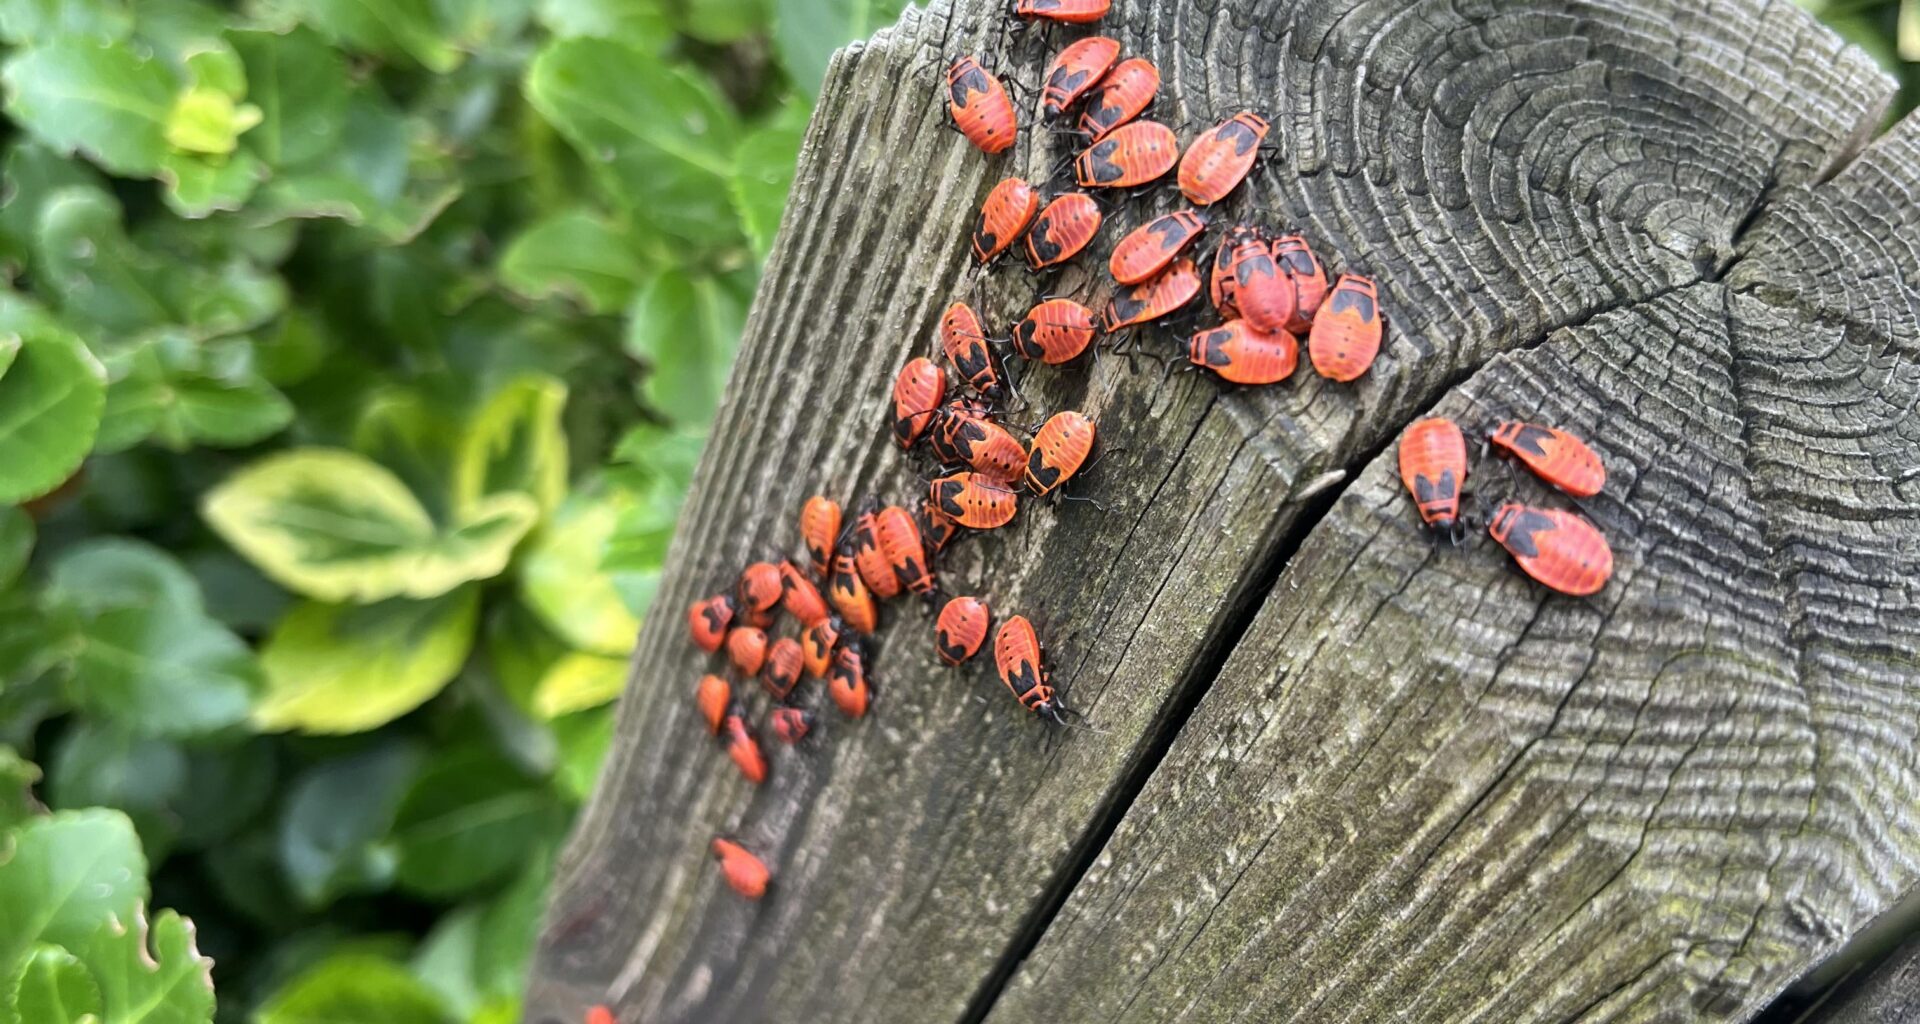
[731,101,809,255]
[0,506,33,592]
[676,0,766,43]
[46,539,260,737]
[44,723,188,864]
[472,851,553,1000]
[158,147,267,219]
[537,0,670,47]
[260,0,462,73]
[498,209,646,314]
[182,547,292,633]
[257,954,452,1024]
[170,738,277,851]
[389,747,564,898]
[0,38,177,176]
[0,298,104,505]
[228,26,351,167]
[408,905,482,1017]
[625,268,749,425]
[773,0,908,97]
[0,745,40,829]
[550,707,612,803]
[0,143,103,277]
[255,591,479,734]
[525,39,744,246]
[277,742,422,907]
[352,389,465,521]
[250,89,462,245]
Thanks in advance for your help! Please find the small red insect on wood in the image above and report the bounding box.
[993,615,1074,725]
[1177,111,1269,205]
[828,538,879,634]
[1489,421,1606,498]
[940,301,1008,402]
[1269,235,1327,331]
[946,57,1017,154]
[1010,298,1099,365]
[875,504,936,597]
[1209,224,1260,319]
[1488,503,1613,596]
[973,177,1040,265]
[829,644,871,718]
[892,358,947,449]
[738,562,783,618]
[1103,257,1201,332]
[762,636,804,700]
[726,627,768,676]
[1078,58,1158,141]
[587,1006,615,1024]
[921,503,962,554]
[1075,120,1179,189]
[1187,320,1298,385]
[1307,274,1383,382]
[1041,36,1120,119]
[779,560,830,626]
[1232,237,1296,335]
[930,403,1028,484]
[930,471,1020,529]
[722,710,767,784]
[851,504,902,599]
[1026,411,1097,497]
[1109,210,1209,285]
[1397,418,1468,537]
[770,707,815,745]
[696,674,730,734]
[1014,0,1110,23]
[936,596,992,665]
[711,837,770,898]
[687,593,735,653]
[1025,192,1103,269]
[799,495,841,579]
[801,616,843,678]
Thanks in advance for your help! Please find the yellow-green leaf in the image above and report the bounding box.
[532,652,627,718]
[256,590,479,734]
[454,376,568,518]
[518,492,640,655]
[202,449,537,603]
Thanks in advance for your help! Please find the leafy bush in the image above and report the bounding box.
[0,0,899,1020]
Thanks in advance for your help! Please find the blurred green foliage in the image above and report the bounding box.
[0,0,1908,1021]
[0,0,886,1020]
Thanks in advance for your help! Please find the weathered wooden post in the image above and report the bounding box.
[525,0,1920,1021]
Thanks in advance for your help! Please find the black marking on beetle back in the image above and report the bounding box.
[1506,423,1557,457]
[1327,287,1376,319]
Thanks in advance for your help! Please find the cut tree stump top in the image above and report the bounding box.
[525,1,1920,1021]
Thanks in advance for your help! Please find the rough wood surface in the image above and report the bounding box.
[524,1,1919,1021]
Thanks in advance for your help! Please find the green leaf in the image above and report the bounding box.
[472,852,552,1001]
[202,449,537,603]
[46,540,260,738]
[532,652,627,718]
[497,208,645,314]
[164,86,261,156]
[158,147,266,219]
[1,39,178,177]
[454,375,568,518]
[262,0,462,73]
[0,299,104,505]
[352,389,464,520]
[519,491,641,655]
[677,0,765,43]
[409,906,482,1017]
[170,739,278,852]
[0,0,131,45]
[65,907,214,1024]
[227,26,350,167]
[35,186,286,337]
[0,143,104,276]
[537,0,670,47]
[255,590,479,733]
[249,89,462,245]
[389,748,564,898]
[0,507,33,592]
[551,708,613,802]
[0,810,147,984]
[183,547,292,633]
[257,954,453,1024]
[731,101,809,255]
[277,742,422,906]
[164,361,294,446]
[484,600,568,717]
[773,0,907,96]
[98,335,293,452]
[9,944,101,1024]
[525,40,744,245]
[0,746,40,830]
[44,723,188,863]
[625,268,749,425]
